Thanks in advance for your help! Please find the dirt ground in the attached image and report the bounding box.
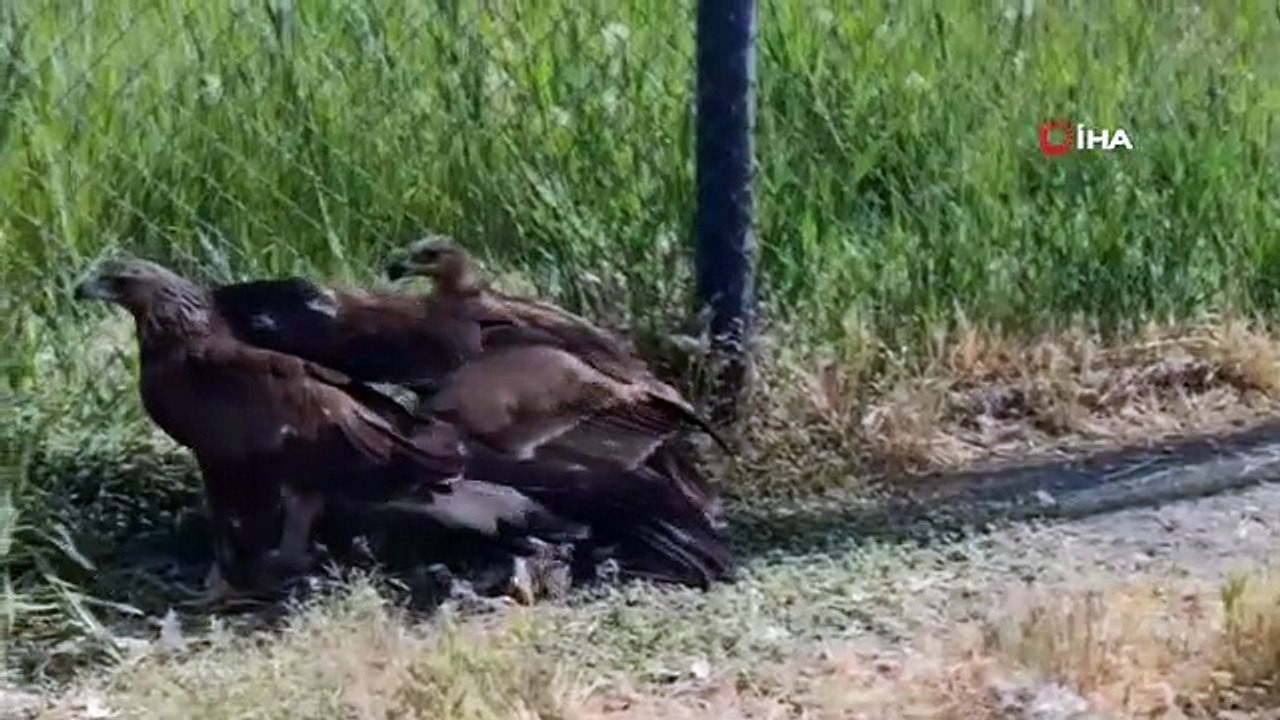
[573,480,1280,720]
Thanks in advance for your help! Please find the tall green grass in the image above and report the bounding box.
[2,0,1278,350]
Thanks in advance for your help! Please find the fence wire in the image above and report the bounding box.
[0,0,717,334]
[7,0,1277,374]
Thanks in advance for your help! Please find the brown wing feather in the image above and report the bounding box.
[422,335,729,525]
[213,279,483,387]
[140,336,461,500]
[425,344,688,467]
[483,290,649,383]
[466,292,729,454]
[461,443,734,588]
[642,438,724,527]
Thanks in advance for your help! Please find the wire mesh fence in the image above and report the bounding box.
[13,1,1274,360]
[0,0,717,333]
[6,0,1280,412]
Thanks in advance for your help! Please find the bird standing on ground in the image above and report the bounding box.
[157,238,736,590]
[73,256,583,598]
[379,236,732,584]
[381,236,729,520]
[209,236,729,527]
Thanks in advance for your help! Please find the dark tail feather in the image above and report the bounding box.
[465,447,734,589]
[650,396,732,457]
[604,517,735,588]
[645,439,725,529]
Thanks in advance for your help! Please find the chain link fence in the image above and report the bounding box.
[1,0,764,447]
[2,0,759,334]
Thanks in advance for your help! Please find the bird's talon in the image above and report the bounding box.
[507,556,536,606]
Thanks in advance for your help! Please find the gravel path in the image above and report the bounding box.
[981,480,1280,582]
[931,479,1280,597]
[531,480,1280,666]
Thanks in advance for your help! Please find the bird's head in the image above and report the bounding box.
[75,256,190,310]
[74,256,211,336]
[384,235,480,292]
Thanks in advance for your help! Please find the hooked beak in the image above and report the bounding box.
[385,258,440,282]
[73,275,114,301]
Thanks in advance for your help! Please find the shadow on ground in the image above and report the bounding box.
[729,419,1280,558]
[45,419,1280,634]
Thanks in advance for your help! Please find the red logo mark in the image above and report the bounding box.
[1038,120,1073,156]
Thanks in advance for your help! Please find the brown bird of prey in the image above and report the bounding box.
[384,236,729,520]
[329,383,736,589]
[73,256,584,596]
[209,236,729,527]
[383,235,662,392]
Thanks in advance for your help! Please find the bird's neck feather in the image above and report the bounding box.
[135,285,219,350]
[441,268,483,296]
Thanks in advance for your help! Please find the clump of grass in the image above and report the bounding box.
[0,390,126,683]
[727,316,1280,497]
[43,582,583,720]
[1217,571,1280,698]
[859,318,1280,473]
[0,311,165,681]
[977,570,1280,717]
[43,566,1280,720]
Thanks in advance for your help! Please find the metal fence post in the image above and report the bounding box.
[695,0,757,428]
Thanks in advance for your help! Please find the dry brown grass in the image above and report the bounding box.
[736,317,1280,493]
[39,585,590,720]
[576,569,1280,720]
[36,567,1280,720]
